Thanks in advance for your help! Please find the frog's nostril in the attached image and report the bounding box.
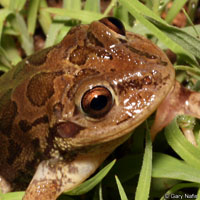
[99,17,125,36]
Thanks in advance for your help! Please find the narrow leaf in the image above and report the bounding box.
[44,22,64,47]
[27,0,40,35]
[118,0,196,64]
[0,191,25,200]
[1,35,21,65]
[9,13,34,55]
[135,125,152,200]
[63,0,81,10]
[165,0,187,24]
[38,0,52,35]
[0,8,13,42]
[148,17,200,60]
[152,153,200,183]
[165,117,200,170]
[84,0,100,13]
[9,0,26,11]
[115,176,128,200]
[44,8,103,23]
[0,0,10,8]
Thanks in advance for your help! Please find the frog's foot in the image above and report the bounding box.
[0,175,12,193]
[23,151,109,200]
[151,81,200,140]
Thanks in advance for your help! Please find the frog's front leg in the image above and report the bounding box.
[23,151,110,200]
[0,175,12,193]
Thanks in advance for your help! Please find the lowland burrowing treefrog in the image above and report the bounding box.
[2,17,198,199]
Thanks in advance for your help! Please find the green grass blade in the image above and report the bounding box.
[119,0,167,24]
[55,26,71,44]
[174,65,200,78]
[113,5,129,25]
[152,153,200,183]
[0,191,24,200]
[9,13,34,55]
[103,0,117,16]
[84,0,100,12]
[63,0,81,10]
[0,0,10,8]
[65,160,116,195]
[157,0,171,14]
[187,0,198,23]
[135,124,152,200]
[0,46,12,68]
[0,64,9,72]
[0,8,13,42]
[1,35,21,65]
[182,8,200,38]
[148,17,200,60]
[165,117,200,170]
[44,8,103,23]
[165,0,187,24]
[152,0,160,15]
[44,22,64,47]
[115,175,128,200]
[9,0,26,11]
[38,0,52,35]
[118,0,196,64]
[197,188,200,200]
[27,0,40,35]
[182,25,200,37]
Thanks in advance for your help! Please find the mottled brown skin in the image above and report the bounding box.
[0,17,175,199]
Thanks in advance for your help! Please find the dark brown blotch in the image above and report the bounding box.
[19,115,48,133]
[26,71,62,107]
[19,120,32,132]
[117,79,143,94]
[69,46,92,65]
[7,139,22,165]
[0,100,17,136]
[32,115,49,126]
[28,47,53,66]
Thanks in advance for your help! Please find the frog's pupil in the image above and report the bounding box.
[90,95,107,110]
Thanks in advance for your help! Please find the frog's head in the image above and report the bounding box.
[46,17,175,149]
[17,17,176,199]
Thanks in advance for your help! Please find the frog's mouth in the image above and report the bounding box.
[59,98,163,148]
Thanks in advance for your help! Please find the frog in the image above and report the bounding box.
[0,17,177,199]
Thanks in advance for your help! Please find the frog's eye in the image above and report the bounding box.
[99,17,125,36]
[81,86,113,118]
